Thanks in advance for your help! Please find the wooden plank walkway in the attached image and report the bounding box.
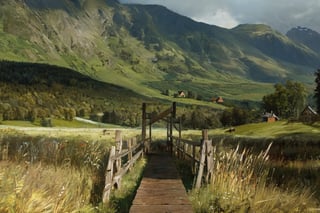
[130,153,193,213]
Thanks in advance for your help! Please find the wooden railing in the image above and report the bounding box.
[102,128,213,203]
[102,130,144,203]
[172,129,213,189]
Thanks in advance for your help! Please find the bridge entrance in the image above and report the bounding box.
[130,102,193,212]
[141,102,179,154]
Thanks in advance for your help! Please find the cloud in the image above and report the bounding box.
[192,9,239,29]
[119,0,320,33]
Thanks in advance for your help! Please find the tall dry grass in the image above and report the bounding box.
[0,129,146,212]
[189,143,319,212]
[0,162,94,213]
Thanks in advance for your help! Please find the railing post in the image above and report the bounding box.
[183,142,186,160]
[128,138,133,162]
[178,117,182,158]
[142,103,148,154]
[103,146,116,203]
[206,138,213,182]
[169,116,173,155]
[195,129,208,189]
[149,120,152,152]
[192,144,196,174]
[115,130,123,172]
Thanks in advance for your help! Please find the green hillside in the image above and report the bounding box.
[0,0,318,104]
[210,121,320,138]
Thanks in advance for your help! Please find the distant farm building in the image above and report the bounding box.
[177,91,186,98]
[214,96,224,104]
[262,112,279,123]
[300,105,318,123]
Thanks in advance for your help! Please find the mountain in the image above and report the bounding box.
[286,26,320,55]
[0,0,319,103]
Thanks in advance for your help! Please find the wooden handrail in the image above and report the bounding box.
[172,136,201,146]
[172,130,212,189]
[112,143,142,160]
[103,132,144,203]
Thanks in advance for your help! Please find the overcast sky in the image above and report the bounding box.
[119,0,320,33]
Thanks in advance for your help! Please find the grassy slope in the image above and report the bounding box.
[209,121,320,138]
[1,1,316,108]
[0,1,313,109]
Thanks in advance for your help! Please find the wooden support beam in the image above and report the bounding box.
[142,103,148,153]
[149,107,172,125]
[195,129,208,189]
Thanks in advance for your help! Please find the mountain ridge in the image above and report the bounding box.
[286,26,320,55]
[0,0,319,102]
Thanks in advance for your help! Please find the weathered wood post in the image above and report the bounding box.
[115,130,123,172]
[195,129,208,189]
[206,137,213,182]
[192,144,196,174]
[169,102,176,155]
[178,117,182,158]
[183,141,186,160]
[149,117,152,151]
[142,103,149,154]
[103,146,116,203]
[128,138,133,162]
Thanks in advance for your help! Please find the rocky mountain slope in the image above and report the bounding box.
[287,26,320,55]
[0,0,319,102]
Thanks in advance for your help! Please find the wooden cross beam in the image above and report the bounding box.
[149,102,176,125]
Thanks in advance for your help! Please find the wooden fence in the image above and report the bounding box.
[172,129,213,189]
[102,130,144,203]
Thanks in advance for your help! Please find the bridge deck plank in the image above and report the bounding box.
[130,153,193,213]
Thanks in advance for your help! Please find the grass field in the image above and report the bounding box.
[0,127,145,212]
[1,120,320,212]
[209,120,320,138]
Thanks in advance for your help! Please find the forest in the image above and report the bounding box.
[1,61,316,129]
[0,61,224,128]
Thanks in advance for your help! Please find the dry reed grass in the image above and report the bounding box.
[0,162,93,213]
[0,128,146,212]
[190,143,319,212]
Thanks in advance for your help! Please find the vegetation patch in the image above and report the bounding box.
[188,144,319,212]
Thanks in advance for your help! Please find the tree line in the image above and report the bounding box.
[0,61,225,128]
[1,60,319,129]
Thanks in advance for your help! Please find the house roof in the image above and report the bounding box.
[262,112,280,120]
[216,96,223,101]
[302,105,318,115]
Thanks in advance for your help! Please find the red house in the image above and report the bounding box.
[262,112,279,123]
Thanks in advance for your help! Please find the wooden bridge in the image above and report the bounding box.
[130,153,193,213]
[102,102,213,212]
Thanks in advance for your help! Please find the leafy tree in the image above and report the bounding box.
[187,91,197,99]
[315,69,320,113]
[220,107,250,126]
[286,80,306,118]
[220,110,233,126]
[262,80,306,119]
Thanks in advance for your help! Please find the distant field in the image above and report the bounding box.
[0,118,120,128]
[3,120,319,140]
[209,121,320,138]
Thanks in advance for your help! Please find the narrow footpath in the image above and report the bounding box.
[130,153,193,213]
